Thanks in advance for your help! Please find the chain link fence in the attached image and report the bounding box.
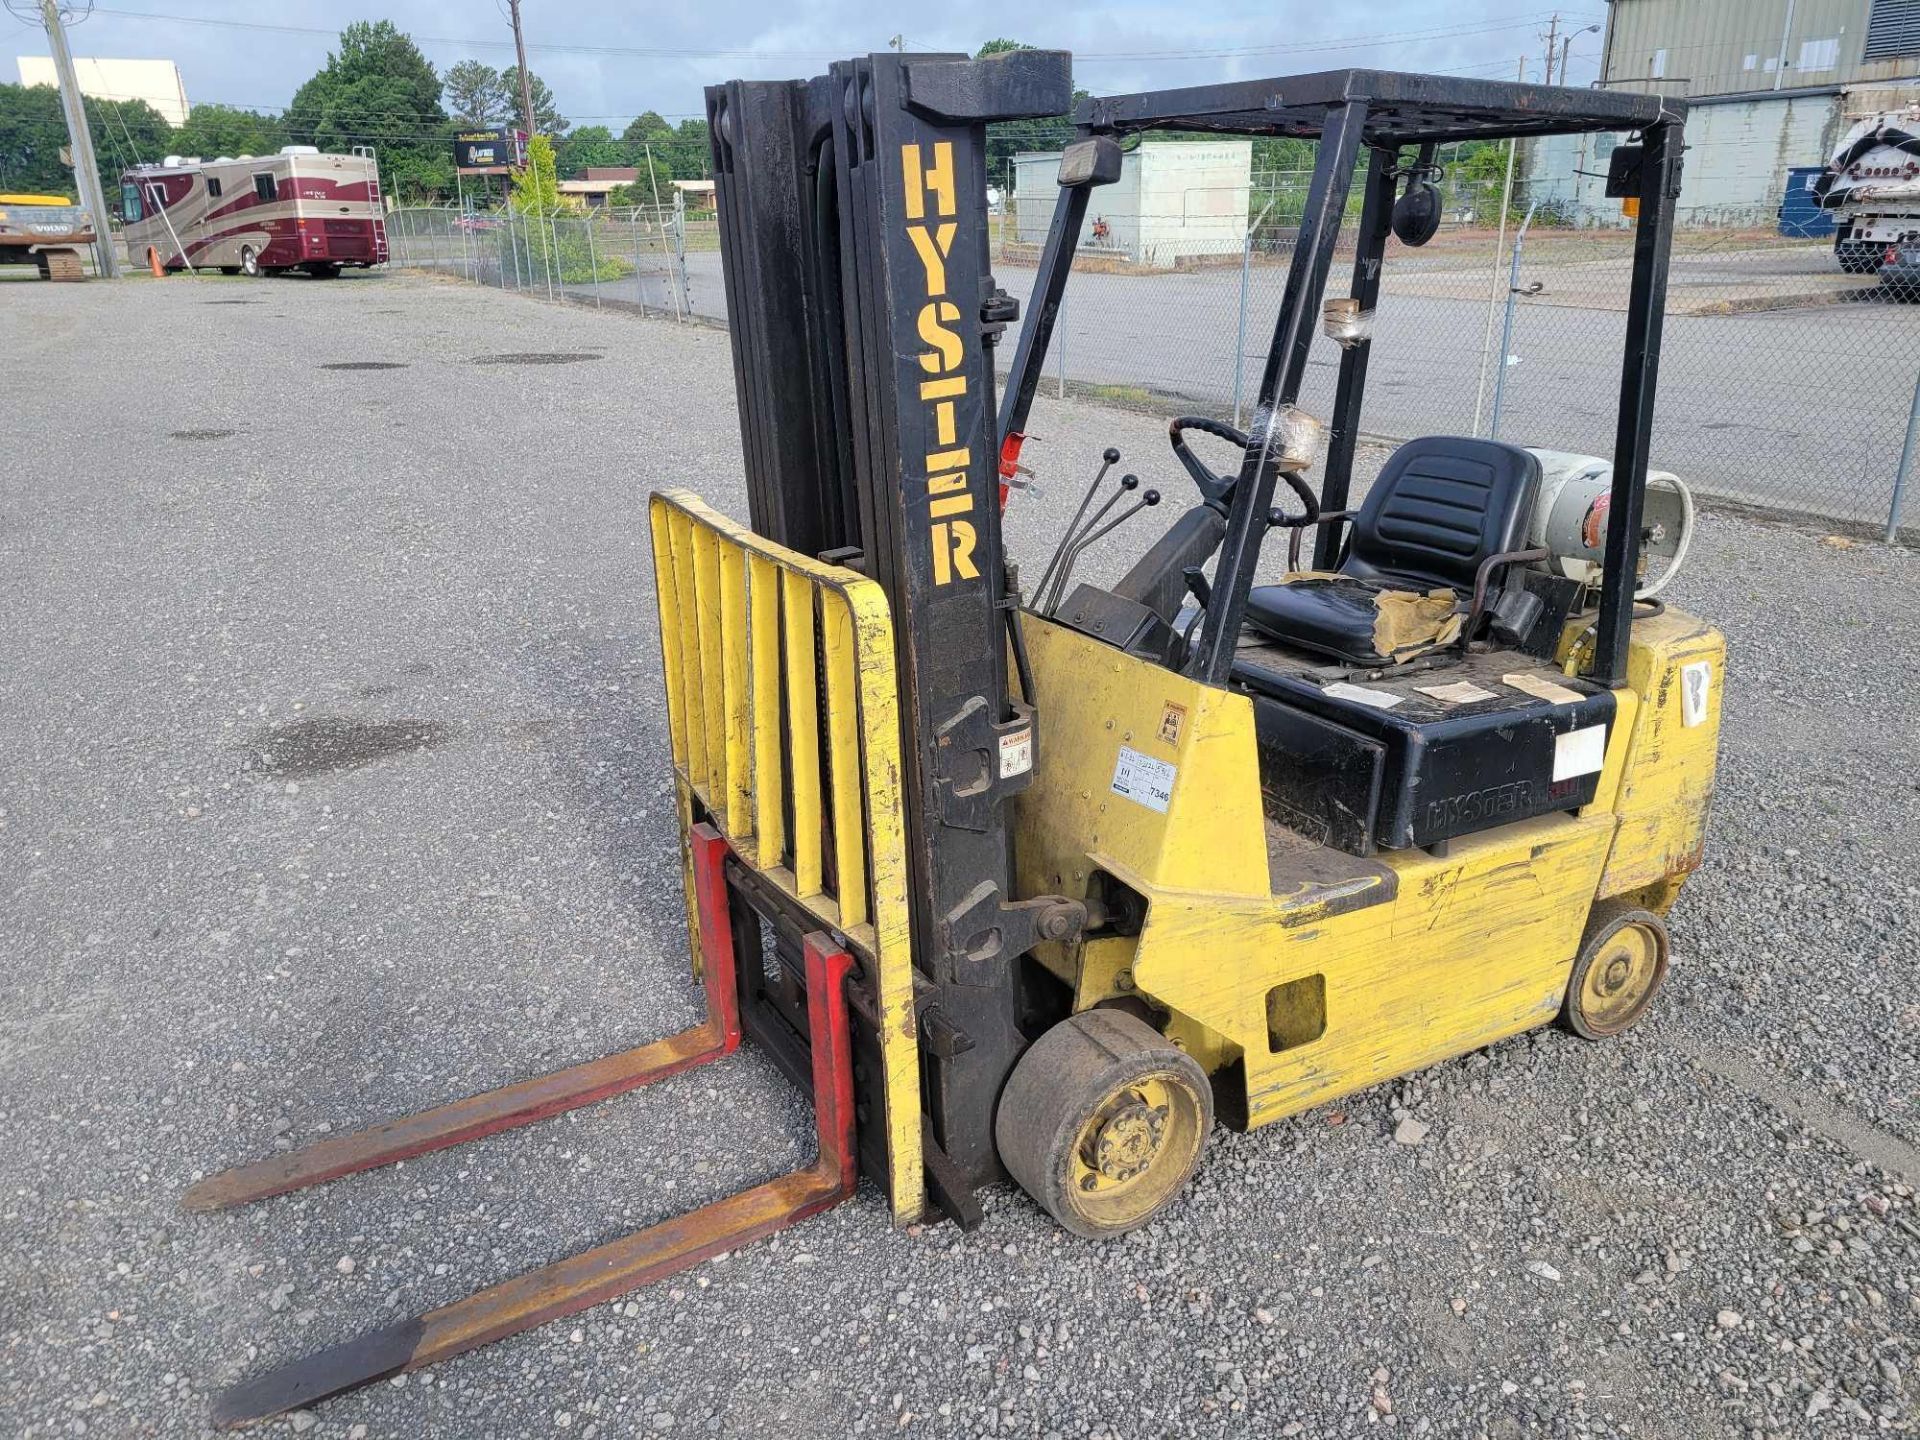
[992,162,1920,539]
[385,202,699,320]
[386,152,1916,539]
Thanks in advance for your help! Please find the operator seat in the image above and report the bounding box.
[1243,436,1542,666]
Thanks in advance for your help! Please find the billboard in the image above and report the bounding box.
[453,128,525,175]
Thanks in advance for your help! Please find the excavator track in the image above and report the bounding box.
[36,248,86,281]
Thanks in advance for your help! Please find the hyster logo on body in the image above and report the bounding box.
[902,141,978,586]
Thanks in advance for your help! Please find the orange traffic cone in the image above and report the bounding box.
[147,245,165,277]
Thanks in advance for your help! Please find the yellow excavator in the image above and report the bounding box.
[188,54,1720,1428]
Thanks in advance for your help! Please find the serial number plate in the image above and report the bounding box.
[1110,745,1176,813]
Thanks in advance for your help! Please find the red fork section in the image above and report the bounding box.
[209,933,857,1429]
[182,825,744,1213]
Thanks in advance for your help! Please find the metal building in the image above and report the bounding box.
[1527,0,1920,224]
[1013,141,1251,267]
[16,55,191,126]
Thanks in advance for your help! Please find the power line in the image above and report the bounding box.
[81,4,1599,65]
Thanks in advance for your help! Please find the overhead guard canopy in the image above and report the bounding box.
[1075,69,1685,144]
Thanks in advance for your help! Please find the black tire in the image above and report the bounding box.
[219,265,241,276]
[305,263,341,279]
[995,1009,1212,1239]
[1560,902,1669,1040]
[239,245,260,278]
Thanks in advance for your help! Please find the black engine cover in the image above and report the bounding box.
[1244,662,1617,854]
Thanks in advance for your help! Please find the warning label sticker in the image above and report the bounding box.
[999,727,1033,779]
[1111,745,1176,813]
[1680,660,1712,728]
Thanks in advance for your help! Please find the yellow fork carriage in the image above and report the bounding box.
[186,51,1723,1429]
[649,488,927,1221]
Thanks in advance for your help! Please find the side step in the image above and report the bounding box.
[196,824,859,1430]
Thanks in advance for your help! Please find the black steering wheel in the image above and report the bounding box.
[1167,415,1320,528]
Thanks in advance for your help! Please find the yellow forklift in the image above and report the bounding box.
[191,54,1721,1427]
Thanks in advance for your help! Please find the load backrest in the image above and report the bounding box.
[1341,436,1542,592]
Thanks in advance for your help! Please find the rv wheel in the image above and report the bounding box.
[305,263,341,279]
[240,246,260,277]
[219,266,240,276]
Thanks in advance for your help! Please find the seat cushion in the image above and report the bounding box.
[1244,577,1391,665]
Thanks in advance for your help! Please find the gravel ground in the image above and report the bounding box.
[1,271,1916,1440]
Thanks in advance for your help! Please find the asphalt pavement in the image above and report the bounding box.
[2,271,1916,1440]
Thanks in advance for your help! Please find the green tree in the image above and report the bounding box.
[508,131,560,212]
[501,66,566,138]
[444,59,508,127]
[0,83,175,206]
[560,124,622,173]
[87,95,173,177]
[607,178,662,207]
[287,21,450,198]
[667,117,710,179]
[619,110,672,168]
[505,133,630,281]
[169,103,285,161]
[0,81,74,194]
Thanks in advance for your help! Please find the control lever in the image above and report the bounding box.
[1043,488,1162,616]
[1039,474,1139,613]
[1033,447,1120,607]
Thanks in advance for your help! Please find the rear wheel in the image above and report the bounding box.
[239,246,260,277]
[996,1009,1212,1239]
[219,265,240,276]
[1560,903,1669,1040]
[305,262,341,279]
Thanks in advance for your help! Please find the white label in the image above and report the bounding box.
[1110,745,1176,813]
[1680,660,1712,728]
[1417,680,1498,705]
[1552,724,1607,783]
[1322,681,1403,710]
[1504,672,1585,706]
[998,727,1033,779]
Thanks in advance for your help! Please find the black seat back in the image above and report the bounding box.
[1340,437,1542,592]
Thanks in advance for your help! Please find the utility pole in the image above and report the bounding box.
[508,0,537,151]
[36,0,118,276]
[1541,11,1562,85]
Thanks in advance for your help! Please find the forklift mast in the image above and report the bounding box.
[706,50,1080,1191]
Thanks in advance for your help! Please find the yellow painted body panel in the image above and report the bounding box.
[649,490,1722,1203]
[1579,610,1725,908]
[648,490,924,1222]
[1014,609,1721,1131]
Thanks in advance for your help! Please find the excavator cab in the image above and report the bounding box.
[190,54,1722,1426]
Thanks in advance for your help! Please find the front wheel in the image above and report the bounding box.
[995,1009,1213,1239]
[239,245,260,278]
[1560,903,1669,1040]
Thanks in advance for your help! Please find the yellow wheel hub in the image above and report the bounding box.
[1578,923,1662,1030]
[1066,1074,1205,1228]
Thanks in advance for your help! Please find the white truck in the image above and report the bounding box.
[1817,107,1920,273]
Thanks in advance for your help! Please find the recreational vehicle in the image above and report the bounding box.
[120,146,386,277]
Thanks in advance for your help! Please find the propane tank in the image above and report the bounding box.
[1525,449,1695,599]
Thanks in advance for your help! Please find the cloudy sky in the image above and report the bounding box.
[11,2,1612,131]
